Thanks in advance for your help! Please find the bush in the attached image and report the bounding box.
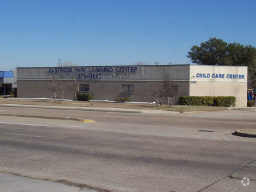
[247,100,255,107]
[214,96,236,107]
[115,96,130,103]
[179,96,236,107]
[76,93,93,101]
[179,96,215,106]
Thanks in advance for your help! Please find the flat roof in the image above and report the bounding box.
[16,64,247,69]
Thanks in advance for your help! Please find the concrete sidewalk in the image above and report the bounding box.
[0,103,178,115]
[0,104,179,125]
[0,173,96,192]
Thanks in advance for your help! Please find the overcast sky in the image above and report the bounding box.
[0,0,255,70]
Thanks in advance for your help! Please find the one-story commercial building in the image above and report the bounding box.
[17,64,248,107]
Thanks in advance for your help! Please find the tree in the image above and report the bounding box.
[152,73,177,105]
[188,37,256,87]
[48,75,60,99]
[70,74,80,100]
[188,38,228,65]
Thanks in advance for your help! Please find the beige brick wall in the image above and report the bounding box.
[17,80,189,103]
[17,65,190,81]
[17,80,77,99]
[189,65,248,107]
[189,82,247,107]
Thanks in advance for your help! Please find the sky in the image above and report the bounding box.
[0,0,256,70]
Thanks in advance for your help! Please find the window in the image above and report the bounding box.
[121,84,134,97]
[79,84,89,93]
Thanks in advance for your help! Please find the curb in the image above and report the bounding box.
[0,104,226,115]
[233,129,256,138]
[229,107,256,111]
[0,104,181,115]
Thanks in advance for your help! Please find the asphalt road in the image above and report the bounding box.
[0,109,255,192]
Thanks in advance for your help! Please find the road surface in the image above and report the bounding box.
[0,109,255,192]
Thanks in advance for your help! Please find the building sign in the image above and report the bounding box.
[190,66,247,82]
[193,73,245,80]
[48,66,138,80]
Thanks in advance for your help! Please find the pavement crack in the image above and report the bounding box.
[0,170,111,192]
[196,175,227,192]
[228,159,256,176]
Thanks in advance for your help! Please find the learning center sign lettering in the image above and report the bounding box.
[48,66,138,80]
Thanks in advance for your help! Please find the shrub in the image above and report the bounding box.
[179,96,236,107]
[179,96,215,106]
[247,100,255,107]
[214,96,236,107]
[115,96,130,103]
[76,93,93,101]
[204,96,215,106]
